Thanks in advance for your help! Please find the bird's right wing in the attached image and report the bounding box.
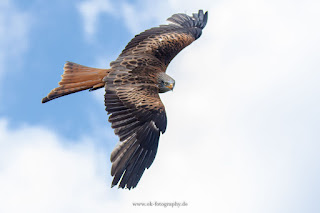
[105,58,167,189]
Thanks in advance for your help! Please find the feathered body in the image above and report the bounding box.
[42,10,208,189]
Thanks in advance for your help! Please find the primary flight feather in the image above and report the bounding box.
[42,10,208,189]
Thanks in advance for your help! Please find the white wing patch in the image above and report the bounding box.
[150,120,159,130]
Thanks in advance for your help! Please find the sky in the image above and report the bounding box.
[0,0,320,212]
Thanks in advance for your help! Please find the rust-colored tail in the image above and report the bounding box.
[42,61,110,103]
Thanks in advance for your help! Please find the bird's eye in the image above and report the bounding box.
[164,82,169,86]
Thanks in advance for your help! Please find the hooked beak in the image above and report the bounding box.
[166,83,174,91]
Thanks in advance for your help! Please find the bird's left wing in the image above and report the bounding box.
[119,10,208,67]
[104,61,167,189]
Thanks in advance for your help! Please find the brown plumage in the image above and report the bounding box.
[42,10,208,189]
[42,62,109,103]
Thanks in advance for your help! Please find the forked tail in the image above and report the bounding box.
[42,61,110,103]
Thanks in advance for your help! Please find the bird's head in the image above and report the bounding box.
[157,72,175,93]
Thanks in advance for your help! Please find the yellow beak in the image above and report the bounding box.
[166,83,174,90]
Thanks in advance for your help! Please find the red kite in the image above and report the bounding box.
[42,10,208,189]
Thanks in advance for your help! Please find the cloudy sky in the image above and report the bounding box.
[1,0,319,212]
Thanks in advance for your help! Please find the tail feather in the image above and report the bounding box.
[42,61,110,103]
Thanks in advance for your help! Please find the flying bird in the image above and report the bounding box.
[42,10,208,189]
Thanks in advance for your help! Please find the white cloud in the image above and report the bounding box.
[120,1,175,35]
[76,0,173,39]
[1,0,320,212]
[118,0,213,35]
[77,0,114,40]
[0,118,124,213]
[0,0,31,83]
[108,0,320,212]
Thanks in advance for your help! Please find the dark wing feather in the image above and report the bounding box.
[119,10,208,66]
[105,60,167,189]
[105,10,208,189]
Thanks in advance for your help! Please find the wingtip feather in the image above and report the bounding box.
[41,97,49,103]
[167,10,208,30]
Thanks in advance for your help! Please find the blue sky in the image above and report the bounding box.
[1,0,131,139]
[1,0,320,212]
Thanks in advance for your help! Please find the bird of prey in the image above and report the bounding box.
[42,10,208,189]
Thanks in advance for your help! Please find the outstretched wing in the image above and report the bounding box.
[119,10,208,66]
[105,10,208,189]
[105,56,167,189]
